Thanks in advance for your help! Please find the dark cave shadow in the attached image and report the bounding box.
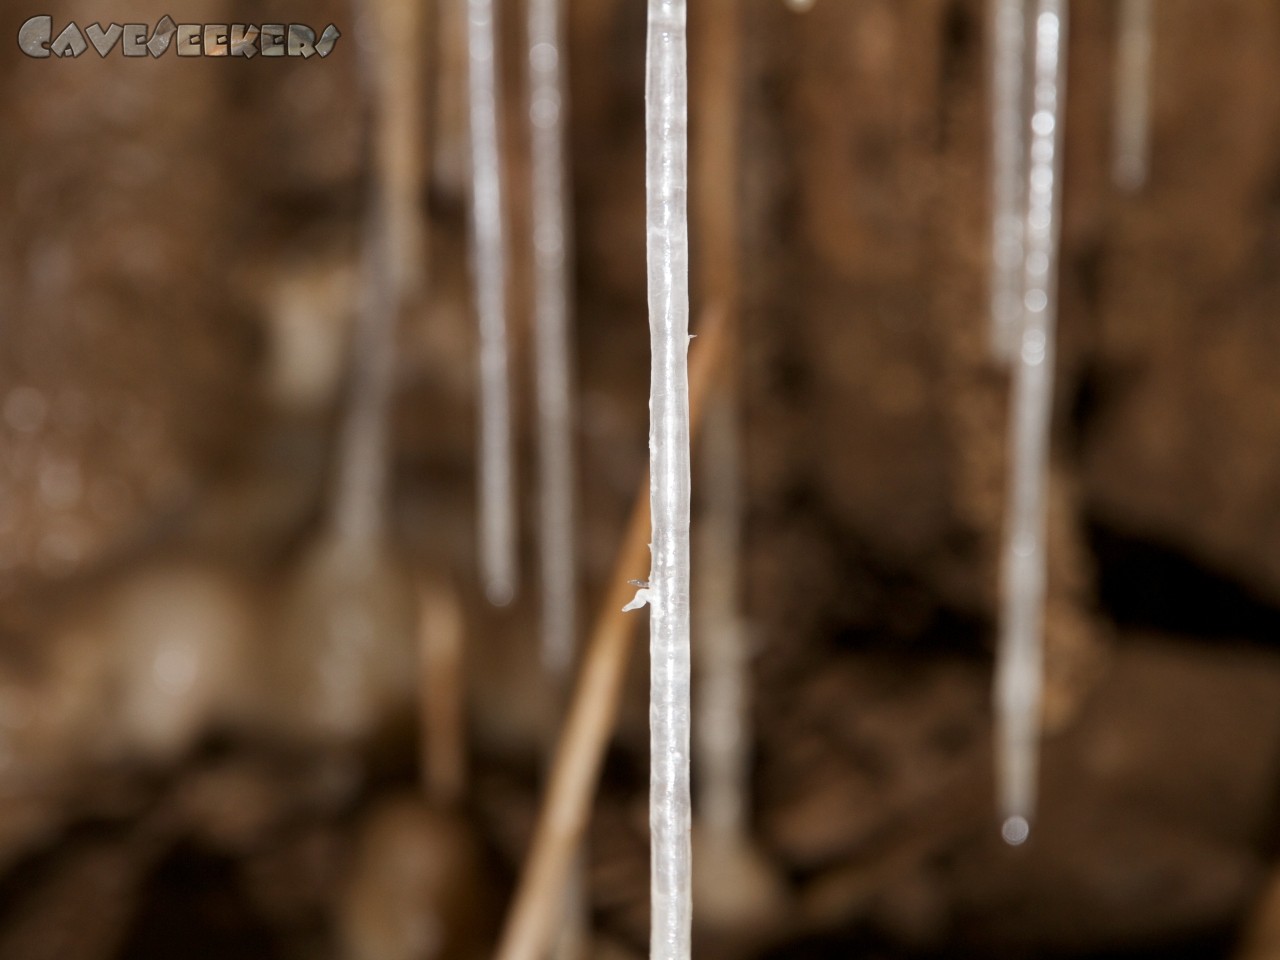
[754,925,1238,960]
[1088,519,1280,646]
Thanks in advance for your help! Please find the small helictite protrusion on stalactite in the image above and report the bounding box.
[996,0,1068,847]
[1112,0,1153,192]
[467,0,518,608]
[989,0,1029,363]
[645,1,693,956]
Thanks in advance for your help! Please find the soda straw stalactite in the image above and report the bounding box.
[332,0,423,548]
[370,0,425,304]
[529,0,577,690]
[695,0,745,847]
[529,0,586,954]
[492,307,724,960]
[692,0,780,928]
[644,0,692,955]
[1112,0,1152,192]
[989,0,1028,362]
[467,0,517,607]
[434,0,470,193]
[331,0,416,548]
[996,0,1068,847]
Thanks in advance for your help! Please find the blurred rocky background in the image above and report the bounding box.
[1,0,1280,957]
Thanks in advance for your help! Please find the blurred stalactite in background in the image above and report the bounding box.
[0,0,1279,958]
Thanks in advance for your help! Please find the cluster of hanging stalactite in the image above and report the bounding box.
[432,0,1158,954]
[0,0,1221,951]
[1,0,1166,946]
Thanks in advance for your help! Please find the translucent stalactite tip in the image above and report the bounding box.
[1001,815,1031,846]
[484,577,515,609]
[783,0,816,11]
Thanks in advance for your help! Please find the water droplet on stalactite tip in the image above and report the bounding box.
[485,579,515,608]
[622,587,651,612]
[1002,815,1030,846]
[469,0,518,608]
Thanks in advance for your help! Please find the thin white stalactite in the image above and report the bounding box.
[373,0,425,306]
[529,0,577,684]
[1112,0,1152,192]
[696,393,747,842]
[330,193,397,548]
[468,0,518,606]
[332,0,417,546]
[645,1,692,957]
[529,1,585,955]
[989,0,1028,363]
[996,0,1067,848]
[694,0,749,876]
